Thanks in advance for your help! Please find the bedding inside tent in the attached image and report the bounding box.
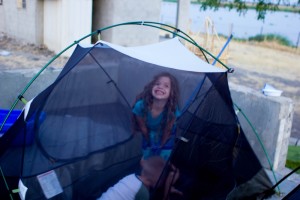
[0,38,273,199]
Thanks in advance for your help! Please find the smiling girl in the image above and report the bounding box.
[132,72,180,160]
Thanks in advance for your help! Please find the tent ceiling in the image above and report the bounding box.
[86,38,226,73]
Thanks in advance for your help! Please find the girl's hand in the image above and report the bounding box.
[150,144,162,155]
[160,135,170,148]
[163,164,182,200]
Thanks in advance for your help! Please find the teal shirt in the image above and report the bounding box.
[132,100,180,159]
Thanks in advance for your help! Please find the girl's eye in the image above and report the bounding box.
[164,83,170,88]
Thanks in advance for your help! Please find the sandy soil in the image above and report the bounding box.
[226,40,300,139]
[0,35,68,70]
[1,34,299,138]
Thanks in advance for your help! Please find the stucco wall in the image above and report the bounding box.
[43,0,92,56]
[176,0,190,33]
[93,0,161,46]
[0,0,43,44]
[1,0,161,54]
[0,3,5,31]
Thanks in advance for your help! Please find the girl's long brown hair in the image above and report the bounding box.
[132,72,180,140]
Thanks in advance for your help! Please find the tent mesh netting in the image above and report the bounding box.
[0,41,273,200]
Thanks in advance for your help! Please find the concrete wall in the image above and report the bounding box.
[229,83,293,171]
[0,0,43,45]
[43,0,92,56]
[1,0,162,54]
[93,0,161,46]
[0,69,293,171]
[176,0,190,33]
[0,69,60,110]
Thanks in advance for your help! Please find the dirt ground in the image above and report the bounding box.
[226,40,300,139]
[0,34,299,138]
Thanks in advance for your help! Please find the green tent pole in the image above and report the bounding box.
[0,166,14,200]
[0,21,275,196]
[0,21,232,134]
[234,103,280,193]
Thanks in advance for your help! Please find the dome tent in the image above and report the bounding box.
[0,22,274,200]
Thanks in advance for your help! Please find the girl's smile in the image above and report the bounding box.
[152,76,171,100]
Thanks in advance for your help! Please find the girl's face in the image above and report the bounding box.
[152,76,171,101]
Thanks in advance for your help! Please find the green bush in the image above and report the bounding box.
[286,146,300,174]
[248,34,292,46]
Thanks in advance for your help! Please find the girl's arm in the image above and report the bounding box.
[160,118,176,147]
[161,107,180,147]
[135,116,150,142]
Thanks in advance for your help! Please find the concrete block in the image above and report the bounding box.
[229,83,294,170]
[0,68,61,110]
